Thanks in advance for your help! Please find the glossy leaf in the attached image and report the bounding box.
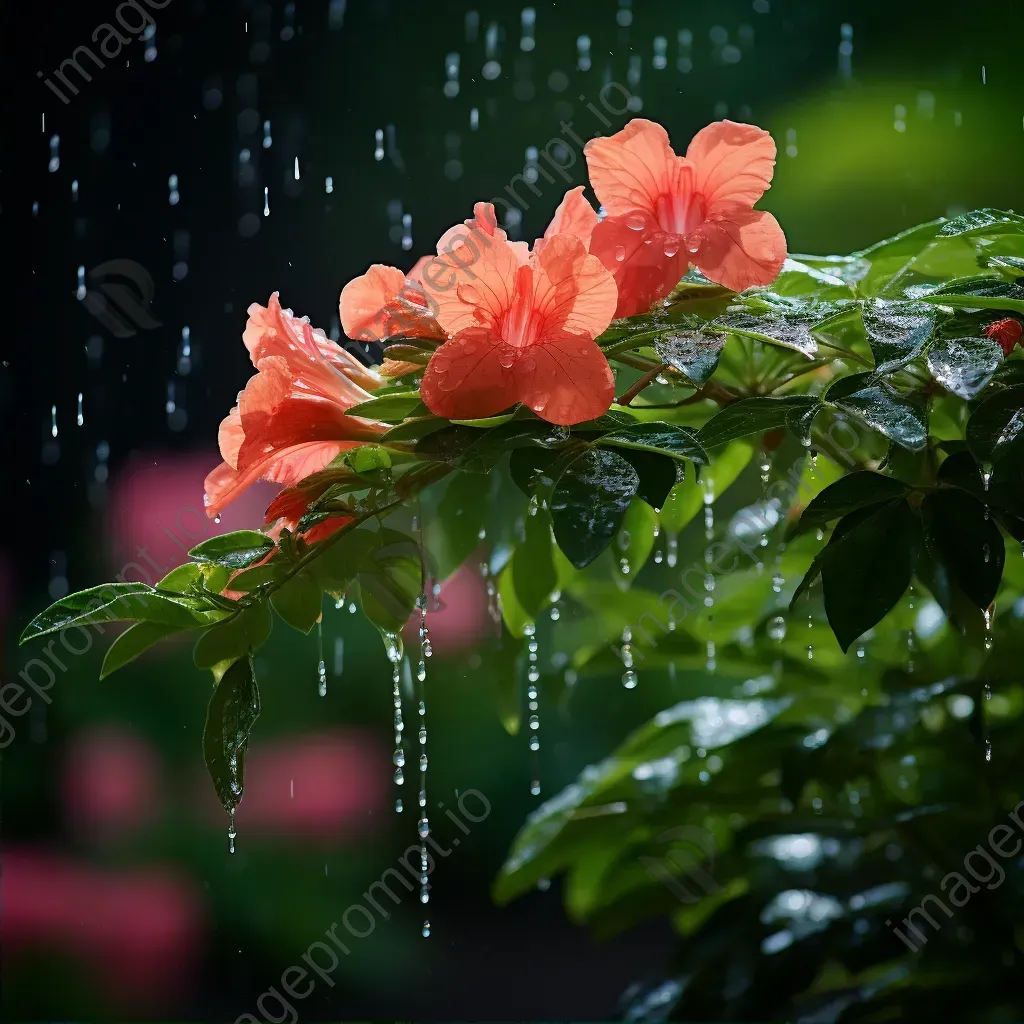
[789,471,910,540]
[966,385,1024,466]
[20,583,217,643]
[926,336,1004,398]
[601,422,709,465]
[862,301,936,373]
[697,396,818,449]
[202,655,260,812]
[922,490,1004,611]
[189,530,274,570]
[654,330,727,385]
[346,389,426,422]
[825,372,928,450]
[551,448,640,569]
[615,449,679,510]
[818,498,922,651]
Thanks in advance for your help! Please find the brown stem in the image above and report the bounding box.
[617,363,668,406]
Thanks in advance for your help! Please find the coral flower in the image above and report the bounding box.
[585,118,788,317]
[339,257,447,344]
[984,318,1023,356]
[203,294,388,520]
[418,231,618,425]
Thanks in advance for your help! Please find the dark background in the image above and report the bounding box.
[3,0,1023,1019]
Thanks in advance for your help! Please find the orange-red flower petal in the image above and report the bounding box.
[685,120,777,215]
[691,207,787,293]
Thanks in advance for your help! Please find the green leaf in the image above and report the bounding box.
[193,604,273,669]
[922,490,1004,611]
[513,507,558,616]
[498,561,532,638]
[660,439,754,534]
[226,562,284,593]
[381,415,449,442]
[927,336,1004,399]
[713,308,820,358]
[550,448,640,569]
[966,386,1024,466]
[20,582,216,643]
[615,449,679,510]
[189,530,274,570]
[270,571,323,633]
[202,656,260,812]
[617,499,659,576]
[817,499,922,651]
[509,447,559,497]
[790,471,910,540]
[424,471,490,580]
[696,396,818,449]
[344,445,393,477]
[100,621,184,679]
[346,389,426,422]
[981,254,1024,278]
[357,529,422,632]
[824,372,928,451]
[936,208,1024,238]
[653,330,727,385]
[918,293,1024,315]
[601,422,709,465]
[862,301,936,373]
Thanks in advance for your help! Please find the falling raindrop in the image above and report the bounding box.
[906,585,917,674]
[983,681,993,762]
[50,405,58,438]
[576,33,591,70]
[401,212,413,251]
[524,621,543,789]
[263,186,270,217]
[520,7,536,51]
[389,636,406,796]
[838,22,854,79]
[317,617,327,696]
[325,176,334,194]
[48,134,60,173]
[168,173,180,205]
[76,393,84,427]
[422,920,431,938]
[652,35,667,69]
[76,265,86,301]
[806,610,814,660]
[227,809,237,854]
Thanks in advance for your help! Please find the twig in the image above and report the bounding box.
[617,363,668,406]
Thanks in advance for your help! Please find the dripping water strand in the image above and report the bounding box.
[389,637,406,806]
[413,507,432,928]
[316,615,327,696]
[703,475,716,672]
[620,625,637,689]
[524,621,542,792]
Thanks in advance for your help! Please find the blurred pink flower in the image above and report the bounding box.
[200,730,388,838]
[2,848,201,1010]
[405,561,490,654]
[63,725,161,838]
[107,452,275,581]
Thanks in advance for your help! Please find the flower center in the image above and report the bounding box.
[503,264,538,350]
[655,192,706,236]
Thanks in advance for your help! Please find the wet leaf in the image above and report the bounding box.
[922,490,1004,611]
[193,604,273,669]
[789,472,910,540]
[926,336,1004,399]
[615,449,679,509]
[20,582,218,643]
[601,422,709,464]
[654,330,727,385]
[966,385,1024,465]
[818,498,922,651]
[189,530,274,570]
[937,208,1024,238]
[346,389,426,422]
[697,396,819,449]
[202,655,260,812]
[825,372,928,450]
[551,448,640,569]
[862,301,936,373]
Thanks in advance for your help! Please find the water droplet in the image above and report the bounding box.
[422,920,431,937]
[622,669,638,689]
[626,211,646,231]
[613,244,626,262]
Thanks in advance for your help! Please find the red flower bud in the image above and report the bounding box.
[983,318,1023,356]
